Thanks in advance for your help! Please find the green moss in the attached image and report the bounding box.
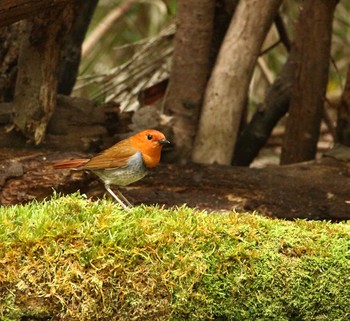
[0,193,350,320]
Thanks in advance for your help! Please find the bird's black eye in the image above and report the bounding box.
[147,134,153,140]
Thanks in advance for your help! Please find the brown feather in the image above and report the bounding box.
[82,139,137,170]
[54,130,168,172]
[53,159,90,169]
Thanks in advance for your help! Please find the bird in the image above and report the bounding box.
[53,129,170,209]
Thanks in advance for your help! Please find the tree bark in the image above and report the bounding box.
[0,0,71,28]
[13,4,74,144]
[280,0,338,165]
[192,0,282,165]
[163,0,215,163]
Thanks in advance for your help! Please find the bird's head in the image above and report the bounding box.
[131,129,170,168]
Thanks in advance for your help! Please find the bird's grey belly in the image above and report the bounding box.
[92,151,148,186]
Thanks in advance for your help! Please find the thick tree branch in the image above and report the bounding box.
[232,52,296,166]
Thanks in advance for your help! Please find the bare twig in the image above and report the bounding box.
[82,0,136,58]
[323,99,336,140]
[257,57,274,85]
[274,13,291,51]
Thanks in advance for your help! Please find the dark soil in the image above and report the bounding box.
[1,148,350,221]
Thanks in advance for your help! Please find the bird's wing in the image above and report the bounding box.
[82,139,137,169]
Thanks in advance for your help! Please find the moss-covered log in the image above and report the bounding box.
[0,195,349,320]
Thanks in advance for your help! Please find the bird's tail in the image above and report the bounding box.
[53,159,90,169]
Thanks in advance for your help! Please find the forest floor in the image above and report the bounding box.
[1,140,350,221]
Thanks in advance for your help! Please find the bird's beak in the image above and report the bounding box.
[158,139,171,146]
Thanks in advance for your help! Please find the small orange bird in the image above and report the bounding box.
[53,129,170,209]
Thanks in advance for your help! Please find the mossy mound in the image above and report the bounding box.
[0,193,349,320]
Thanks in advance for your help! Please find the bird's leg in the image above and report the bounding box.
[105,184,131,209]
[114,188,133,207]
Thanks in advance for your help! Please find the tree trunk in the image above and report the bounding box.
[336,65,350,146]
[280,0,338,165]
[0,0,71,28]
[163,0,215,163]
[58,0,99,95]
[13,4,74,144]
[192,0,282,165]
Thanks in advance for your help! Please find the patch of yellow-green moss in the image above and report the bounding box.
[0,193,350,320]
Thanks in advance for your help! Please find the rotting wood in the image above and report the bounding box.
[0,0,71,28]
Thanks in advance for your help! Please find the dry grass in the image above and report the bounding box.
[0,193,350,320]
